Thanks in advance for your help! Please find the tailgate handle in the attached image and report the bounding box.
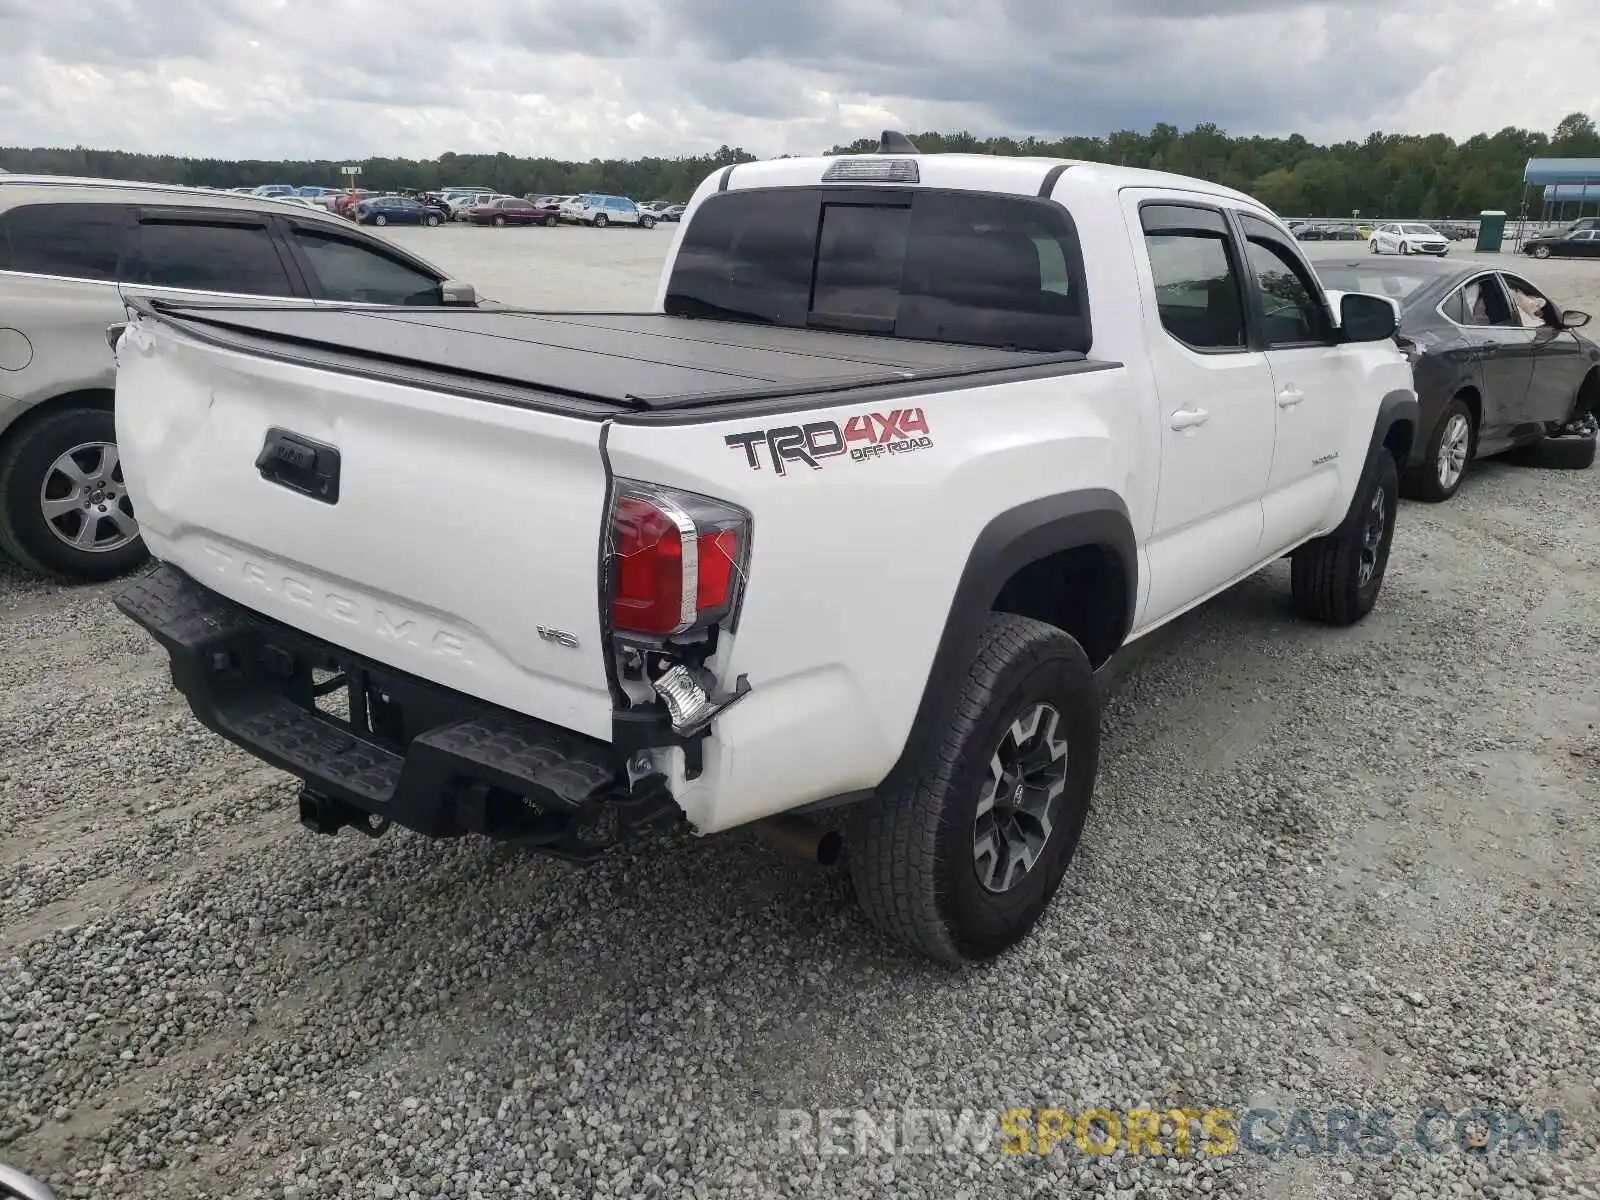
[256,428,341,504]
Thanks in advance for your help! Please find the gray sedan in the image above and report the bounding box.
[1317,257,1600,500]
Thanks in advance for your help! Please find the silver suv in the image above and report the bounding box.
[0,176,477,582]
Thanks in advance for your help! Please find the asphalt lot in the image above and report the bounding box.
[1,222,1598,1200]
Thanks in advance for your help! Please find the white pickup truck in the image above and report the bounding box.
[112,136,1419,963]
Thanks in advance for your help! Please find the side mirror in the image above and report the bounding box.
[1561,310,1591,329]
[439,280,476,307]
[1340,292,1399,343]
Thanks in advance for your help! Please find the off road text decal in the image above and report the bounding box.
[724,408,934,475]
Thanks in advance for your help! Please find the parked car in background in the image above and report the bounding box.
[332,190,376,217]
[1369,222,1450,256]
[1317,256,1600,500]
[468,196,560,227]
[660,204,686,222]
[1522,228,1600,259]
[561,194,656,227]
[354,196,443,227]
[0,174,478,582]
[1436,223,1476,241]
[449,192,502,220]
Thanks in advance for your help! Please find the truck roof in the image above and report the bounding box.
[719,152,1261,207]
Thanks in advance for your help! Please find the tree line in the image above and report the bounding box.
[3,113,1598,218]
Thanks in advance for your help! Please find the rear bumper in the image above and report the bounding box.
[116,564,682,858]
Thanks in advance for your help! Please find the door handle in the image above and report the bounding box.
[1169,407,1211,431]
[1277,385,1305,408]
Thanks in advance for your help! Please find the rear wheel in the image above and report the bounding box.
[1402,397,1474,502]
[1290,451,1399,626]
[0,406,148,582]
[846,614,1098,964]
[593,213,609,228]
[493,215,507,227]
[373,214,387,227]
[1399,241,1410,255]
[1533,245,1552,259]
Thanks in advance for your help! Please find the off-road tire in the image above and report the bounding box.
[846,614,1099,964]
[1290,450,1399,626]
[0,406,149,582]
[1402,396,1474,502]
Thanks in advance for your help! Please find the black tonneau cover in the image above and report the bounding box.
[135,301,1088,411]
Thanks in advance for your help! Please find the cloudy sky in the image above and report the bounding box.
[0,0,1595,161]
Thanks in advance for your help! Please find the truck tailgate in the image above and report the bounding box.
[114,310,616,740]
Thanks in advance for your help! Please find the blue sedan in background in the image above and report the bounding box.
[352,196,443,228]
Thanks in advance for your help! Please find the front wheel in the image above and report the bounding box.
[1402,397,1473,502]
[544,216,557,227]
[1370,239,1381,254]
[640,215,656,229]
[846,614,1099,964]
[493,215,507,227]
[1532,245,1552,259]
[424,214,440,227]
[0,407,148,582]
[1290,451,1399,626]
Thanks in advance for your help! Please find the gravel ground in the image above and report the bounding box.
[2,229,1599,1200]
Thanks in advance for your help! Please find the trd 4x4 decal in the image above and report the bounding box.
[725,408,933,475]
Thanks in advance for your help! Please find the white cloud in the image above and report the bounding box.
[0,0,1594,161]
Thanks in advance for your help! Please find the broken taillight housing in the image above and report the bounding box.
[606,480,750,638]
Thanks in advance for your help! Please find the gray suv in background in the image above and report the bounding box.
[0,176,478,582]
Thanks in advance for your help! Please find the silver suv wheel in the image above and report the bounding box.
[41,441,138,553]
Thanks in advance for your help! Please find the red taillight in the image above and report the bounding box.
[608,483,749,638]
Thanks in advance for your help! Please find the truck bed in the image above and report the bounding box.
[132,301,1093,413]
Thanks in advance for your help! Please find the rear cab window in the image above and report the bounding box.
[664,187,1091,354]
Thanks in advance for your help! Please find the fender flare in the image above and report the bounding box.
[881,488,1137,787]
[1367,387,1422,477]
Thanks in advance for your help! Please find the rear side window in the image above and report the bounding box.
[127,220,296,296]
[291,228,442,305]
[1236,214,1334,346]
[665,188,1091,353]
[0,202,133,281]
[1139,204,1246,351]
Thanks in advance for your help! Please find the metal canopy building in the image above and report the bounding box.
[1518,157,1600,245]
